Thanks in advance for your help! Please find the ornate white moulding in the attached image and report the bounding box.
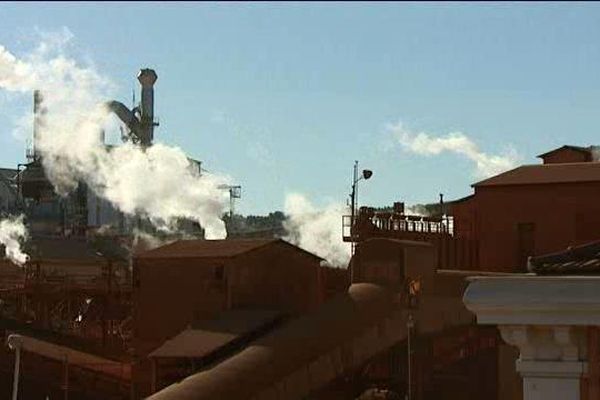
[463,276,600,400]
[463,276,600,326]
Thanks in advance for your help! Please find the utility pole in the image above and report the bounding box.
[63,353,69,400]
[7,334,22,400]
[350,161,359,254]
[406,314,414,400]
[349,161,373,253]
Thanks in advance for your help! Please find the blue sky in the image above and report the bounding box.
[1,2,600,214]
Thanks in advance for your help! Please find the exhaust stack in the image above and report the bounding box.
[106,68,158,148]
[32,90,46,161]
[137,68,158,146]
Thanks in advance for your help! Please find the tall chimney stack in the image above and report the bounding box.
[137,68,158,147]
[32,90,46,161]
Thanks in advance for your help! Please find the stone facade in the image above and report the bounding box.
[463,276,600,400]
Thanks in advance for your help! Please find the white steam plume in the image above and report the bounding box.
[0,215,29,266]
[389,122,519,178]
[283,193,350,268]
[0,32,230,238]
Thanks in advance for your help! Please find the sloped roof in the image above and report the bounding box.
[528,240,600,275]
[149,309,283,358]
[537,145,593,158]
[449,194,474,204]
[136,238,323,260]
[6,334,130,379]
[473,162,600,187]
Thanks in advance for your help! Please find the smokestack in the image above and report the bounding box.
[33,90,45,161]
[137,68,157,147]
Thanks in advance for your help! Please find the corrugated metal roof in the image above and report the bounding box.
[528,240,600,275]
[149,309,283,358]
[136,238,323,260]
[473,162,600,187]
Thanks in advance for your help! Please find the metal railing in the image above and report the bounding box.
[343,213,454,241]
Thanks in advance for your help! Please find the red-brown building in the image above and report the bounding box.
[452,145,600,272]
[131,238,325,397]
[133,239,323,354]
[537,145,597,164]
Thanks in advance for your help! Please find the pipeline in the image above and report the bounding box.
[147,283,407,400]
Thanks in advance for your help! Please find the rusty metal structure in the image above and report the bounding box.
[1,68,205,400]
[146,238,495,400]
[2,62,599,400]
[343,200,478,270]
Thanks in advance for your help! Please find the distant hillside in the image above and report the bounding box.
[224,211,287,239]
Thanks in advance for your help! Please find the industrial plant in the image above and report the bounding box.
[1,67,600,400]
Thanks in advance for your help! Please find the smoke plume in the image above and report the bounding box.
[0,33,230,238]
[389,122,519,178]
[0,215,29,266]
[283,193,350,268]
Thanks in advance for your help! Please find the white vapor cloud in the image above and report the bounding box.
[0,215,29,266]
[389,122,519,178]
[0,31,230,239]
[283,193,350,268]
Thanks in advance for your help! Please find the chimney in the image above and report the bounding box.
[137,69,158,146]
[32,90,46,161]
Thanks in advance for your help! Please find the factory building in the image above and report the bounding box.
[451,145,600,272]
[131,238,326,397]
[132,239,323,353]
[145,238,484,400]
[2,64,600,400]
[0,68,210,400]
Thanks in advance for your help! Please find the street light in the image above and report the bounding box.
[350,161,373,231]
[7,334,23,400]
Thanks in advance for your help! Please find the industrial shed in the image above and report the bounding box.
[133,239,323,353]
[131,239,323,397]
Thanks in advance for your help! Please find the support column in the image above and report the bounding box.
[499,325,587,400]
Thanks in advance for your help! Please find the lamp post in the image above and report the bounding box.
[349,161,373,233]
[7,334,23,400]
[349,161,373,262]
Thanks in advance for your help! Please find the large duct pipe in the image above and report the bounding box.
[137,69,157,146]
[147,283,399,400]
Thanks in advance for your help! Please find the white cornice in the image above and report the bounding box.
[463,276,600,325]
